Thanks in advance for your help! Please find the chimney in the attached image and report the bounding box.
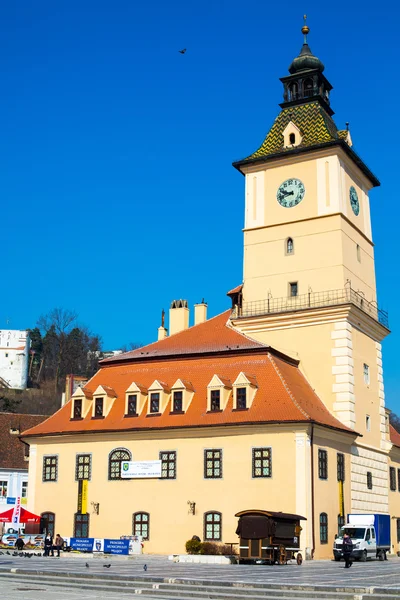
[158,326,167,341]
[169,300,189,336]
[158,308,168,340]
[194,299,208,326]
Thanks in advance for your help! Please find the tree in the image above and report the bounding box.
[37,308,102,392]
[389,412,400,434]
[0,395,22,413]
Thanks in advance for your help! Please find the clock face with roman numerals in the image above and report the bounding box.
[349,186,360,216]
[277,178,305,208]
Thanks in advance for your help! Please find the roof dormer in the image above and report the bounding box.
[92,385,117,419]
[147,380,170,415]
[207,375,232,412]
[283,121,303,148]
[170,379,195,414]
[124,382,148,417]
[70,387,93,420]
[232,372,258,410]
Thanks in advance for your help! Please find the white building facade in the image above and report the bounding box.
[0,330,30,389]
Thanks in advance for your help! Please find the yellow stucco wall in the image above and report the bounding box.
[28,424,356,558]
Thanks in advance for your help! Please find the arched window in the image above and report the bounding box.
[133,512,150,540]
[356,244,361,262]
[74,512,90,538]
[289,133,296,145]
[108,447,132,480]
[304,78,314,97]
[320,512,328,544]
[204,511,222,541]
[289,83,298,101]
[41,511,55,537]
[286,237,294,255]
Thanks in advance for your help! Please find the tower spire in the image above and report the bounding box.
[302,14,309,44]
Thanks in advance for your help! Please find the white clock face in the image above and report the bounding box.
[277,178,305,208]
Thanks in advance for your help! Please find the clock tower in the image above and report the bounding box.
[231,20,391,515]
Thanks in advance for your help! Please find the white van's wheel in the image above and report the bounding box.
[360,550,367,562]
[378,551,385,561]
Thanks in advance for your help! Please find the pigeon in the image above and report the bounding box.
[143,564,147,572]
[103,564,111,568]
[85,562,90,568]
[178,49,186,54]
[6,551,10,555]
[0,551,3,555]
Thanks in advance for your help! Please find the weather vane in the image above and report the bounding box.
[302,14,310,43]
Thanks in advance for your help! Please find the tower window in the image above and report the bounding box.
[304,78,314,97]
[289,282,298,297]
[289,133,296,145]
[357,244,361,262]
[367,472,373,490]
[366,415,371,431]
[286,237,294,255]
[363,363,370,385]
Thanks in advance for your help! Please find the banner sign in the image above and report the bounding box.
[0,534,44,549]
[6,498,16,505]
[77,481,82,513]
[104,539,129,555]
[12,497,21,524]
[68,537,129,555]
[121,460,162,479]
[81,480,88,515]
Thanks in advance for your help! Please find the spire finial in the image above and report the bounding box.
[302,14,310,44]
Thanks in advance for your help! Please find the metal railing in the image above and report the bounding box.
[231,287,389,329]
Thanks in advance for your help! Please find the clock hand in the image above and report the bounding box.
[281,189,294,197]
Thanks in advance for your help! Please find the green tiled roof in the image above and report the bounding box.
[244,101,343,162]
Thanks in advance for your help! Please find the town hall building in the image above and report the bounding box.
[22,22,400,559]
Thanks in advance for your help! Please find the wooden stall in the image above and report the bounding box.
[235,509,306,565]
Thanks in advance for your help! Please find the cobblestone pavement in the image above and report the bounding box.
[0,553,400,598]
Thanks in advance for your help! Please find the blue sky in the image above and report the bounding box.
[1,1,399,411]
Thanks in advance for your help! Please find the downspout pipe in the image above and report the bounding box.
[310,424,315,558]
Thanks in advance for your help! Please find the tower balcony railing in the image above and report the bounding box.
[231,287,389,329]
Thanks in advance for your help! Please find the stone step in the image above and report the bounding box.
[0,570,385,600]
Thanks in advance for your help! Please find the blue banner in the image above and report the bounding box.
[69,537,94,552]
[104,539,129,555]
[6,498,16,504]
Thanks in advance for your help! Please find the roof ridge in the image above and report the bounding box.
[267,353,310,420]
[110,310,233,361]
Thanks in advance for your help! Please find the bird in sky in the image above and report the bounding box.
[178,49,186,54]
[85,562,90,568]
[143,564,147,571]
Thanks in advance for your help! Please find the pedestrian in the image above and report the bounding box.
[342,532,353,568]
[15,536,25,551]
[44,533,54,557]
[54,533,64,558]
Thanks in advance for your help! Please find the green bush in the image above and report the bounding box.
[185,539,202,554]
[199,542,220,555]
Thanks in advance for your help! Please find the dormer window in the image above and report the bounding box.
[94,397,104,417]
[170,379,194,414]
[74,399,82,419]
[173,391,183,413]
[125,382,147,417]
[150,393,160,413]
[289,133,296,145]
[207,375,232,412]
[236,388,247,410]
[233,372,258,410]
[211,390,221,412]
[283,121,302,149]
[70,387,93,420]
[127,394,137,416]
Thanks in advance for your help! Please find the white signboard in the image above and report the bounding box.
[121,460,162,479]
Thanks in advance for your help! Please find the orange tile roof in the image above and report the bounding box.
[390,424,400,448]
[227,284,243,296]
[22,350,353,438]
[100,311,266,364]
